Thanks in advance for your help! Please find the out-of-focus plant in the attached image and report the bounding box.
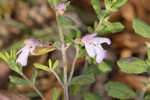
[0,0,131,100]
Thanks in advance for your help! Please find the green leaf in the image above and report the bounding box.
[9,76,30,86]
[48,0,61,7]
[133,18,150,38]
[8,59,22,74]
[88,26,94,33]
[104,0,111,10]
[69,85,81,96]
[70,74,96,85]
[84,65,103,75]
[10,49,16,60]
[91,0,104,19]
[148,48,150,61]
[53,60,59,69]
[98,60,114,74]
[34,63,50,72]
[58,16,76,29]
[83,92,102,100]
[49,59,52,69]
[99,22,124,35]
[112,0,128,9]
[0,52,8,62]
[51,88,59,100]
[4,52,10,60]
[31,70,38,84]
[117,57,149,74]
[33,46,56,56]
[106,81,136,99]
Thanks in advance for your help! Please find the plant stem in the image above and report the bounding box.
[82,56,88,74]
[137,87,146,100]
[68,47,79,84]
[51,70,64,88]
[95,17,104,32]
[137,77,150,100]
[56,13,69,100]
[20,73,45,100]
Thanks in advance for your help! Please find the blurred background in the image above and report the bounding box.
[0,0,150,100]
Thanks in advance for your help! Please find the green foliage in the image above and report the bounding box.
[49,59,53,69]
[106,81,136,99]
[69,85,81,96]
[133,18,150,38]
[84,65,103,75]
[70,74,96,85]
[99,22,124,35]
[83,92,102,100]
[104,0,128,12]
[35,59,59,72]
[64,29,81,44]
[48,59,59,70]
[98,60,114,74]
[51,88,59,100]
[112,0,128,9]
[58,16,76,29]
[147,48,150,61]
[8,59,22,74]
[48,0,61,8]
[34,63,50,72]
[145,92,150,100]
[117,57,149,74]
[32,28,59,41]
[0,50,22,74]
[90,0,102,19]
[53,60,59,69]
[88,26,94,33]
[31,70,38,84]
[9,76,30,86]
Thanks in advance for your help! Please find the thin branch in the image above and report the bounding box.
[68,47,79,84]
[82,56,88,74]
[51,70,64,88]
[20,73,45,100]
[56,12,69,100]
[95,17,104,32]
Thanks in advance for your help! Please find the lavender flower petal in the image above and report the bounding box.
[95,45,106,63]
[92,37,111,45]
[16,45,31,66]
[85,42,96,58]
[81,33,97,42]
[55,3,66,11]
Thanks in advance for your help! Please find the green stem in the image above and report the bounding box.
[68,47,79,84]
[51,70,64,88]
[137,77,150,100]
[56,13,69,100]
[95,17,104,32]
[82,56,88,74]
[20,73,45,100]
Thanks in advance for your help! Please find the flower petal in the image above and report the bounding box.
[92,37,111,45]
[55,3,66,11]
[94,45,106,63]
[81,33,97,42]
[85,42,96,58]
[16,45,30,66]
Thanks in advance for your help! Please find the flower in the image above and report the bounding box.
[16,39,40,66]
[55,3,66,15]
[81,33,111,63]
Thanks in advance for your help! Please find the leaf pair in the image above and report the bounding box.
[34,59,59,72]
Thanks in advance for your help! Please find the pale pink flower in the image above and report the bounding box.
[55,3,66,15]
[81,33,111,63]
[16,39,40,66]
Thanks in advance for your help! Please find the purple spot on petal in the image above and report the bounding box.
[55,3,66,11]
